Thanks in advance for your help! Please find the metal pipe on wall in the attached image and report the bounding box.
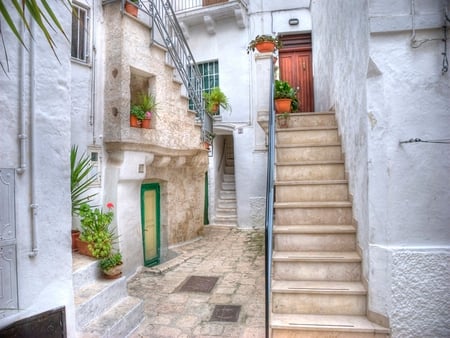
[17,19,28,175]
[28,18,39,257]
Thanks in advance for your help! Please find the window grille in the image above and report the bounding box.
[189,60,219,110]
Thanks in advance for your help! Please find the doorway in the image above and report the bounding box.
[279,34,314,112]
[141,183,160,267]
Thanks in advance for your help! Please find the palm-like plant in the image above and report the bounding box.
[71,145,97,216]
[0,0,71,72]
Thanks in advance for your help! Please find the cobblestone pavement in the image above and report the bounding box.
[127,226,265,338]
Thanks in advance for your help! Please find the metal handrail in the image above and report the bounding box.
[122,0,213,142]
[264,60,275,337]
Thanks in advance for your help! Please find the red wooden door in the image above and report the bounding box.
[279,34,314,112]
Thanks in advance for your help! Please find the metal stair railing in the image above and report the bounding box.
[121,0,213,143]
[264,59,275,338]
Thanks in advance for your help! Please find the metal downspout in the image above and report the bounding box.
[28,19,39,257]
[17,19,27,175]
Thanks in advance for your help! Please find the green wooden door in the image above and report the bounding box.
[141,183,160,266]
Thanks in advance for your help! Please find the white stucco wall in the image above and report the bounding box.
[312,0,450,335]
[367,23,450,337]
[0,3,76,335]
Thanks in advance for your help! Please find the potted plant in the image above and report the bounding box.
[71,145,97,251]
[203,87,231,115]
[274,79,297,114]
[77,202,116,259]
[139,93,157,129]
[247,35,282,54]
[99,251,123,279]
[130,104,145,128]
[125,0,139,17]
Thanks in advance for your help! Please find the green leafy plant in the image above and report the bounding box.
[131,92,158,120]
[203,87,231,114]
[130,104,145,120]
[0,0,71,72]
[79,202,116,259]
[71,145,97,216]
[138,92,157,119]
[99,252,123,271]
[274,80,297,100]
[246,35,282,54]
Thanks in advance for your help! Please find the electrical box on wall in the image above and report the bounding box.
[88,145,102,187]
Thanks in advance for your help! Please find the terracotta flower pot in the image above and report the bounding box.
[141,118,151,129]
[255,41,276,53]
[130,115,141,128]
[274,98,292,114]
[102,264,123,279]
[76,238,95,257]
[71,230,80,252]
[125,3,138,17]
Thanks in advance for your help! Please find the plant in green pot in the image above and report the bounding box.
[99,251,123,279]
[203,87,231,115]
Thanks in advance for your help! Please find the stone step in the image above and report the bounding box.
[276,143,343,162]
[216,208,237,216]
[272,251,361,281]
[222,182,235,191]
[271,313,390,338]
[223,174,235,182]
[225,158,234,166]
[275,180,349,202]
[276,127,340,146]
[220,190,236,200]
[273,225,356,251]
[81,296,144,338]
[281,112,338,129]
[224,166,234,174]
[75,277,128,329]
[217,199,236,209]
[72,253,101,290]
[276,161,345,181]
[272,280,366,315]
[274,201,353,225]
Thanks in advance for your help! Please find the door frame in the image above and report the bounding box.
[140,182,160,267]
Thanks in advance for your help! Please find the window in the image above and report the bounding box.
[189,60,219,110]
[71,4,89,62]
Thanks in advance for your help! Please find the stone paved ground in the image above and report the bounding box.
[127,226,265,338]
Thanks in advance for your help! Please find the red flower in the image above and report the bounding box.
[106,202,114,209]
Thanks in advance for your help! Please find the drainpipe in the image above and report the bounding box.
[17,20,27,175]
[28,19,39,257]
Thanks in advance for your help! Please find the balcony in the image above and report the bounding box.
[170,0,248,34]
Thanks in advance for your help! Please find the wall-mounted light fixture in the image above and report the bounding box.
[289,18,299,26]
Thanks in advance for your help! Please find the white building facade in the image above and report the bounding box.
[0,0,449,336]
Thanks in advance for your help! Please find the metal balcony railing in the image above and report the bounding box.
[169,0,248,12]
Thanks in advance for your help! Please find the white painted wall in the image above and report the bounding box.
[0,2,76,335]
[312,0,450,335]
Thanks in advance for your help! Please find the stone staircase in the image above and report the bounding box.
[215,141,238,226]
[270,112,390,337]
[72,253,144,337]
